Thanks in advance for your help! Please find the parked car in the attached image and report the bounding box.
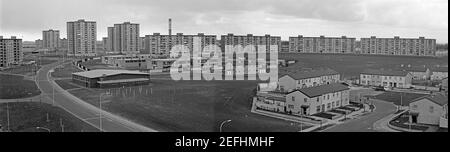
[373,86,386,91]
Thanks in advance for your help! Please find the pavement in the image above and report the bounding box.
[324,99,398,132]
[35,60,157,132]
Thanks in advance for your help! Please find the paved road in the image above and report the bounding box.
[324,91,398,132]
[36,61,156,132]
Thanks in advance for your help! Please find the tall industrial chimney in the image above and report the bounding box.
[169,18,172,36]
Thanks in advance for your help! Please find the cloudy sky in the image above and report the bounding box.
[0,0,448,43]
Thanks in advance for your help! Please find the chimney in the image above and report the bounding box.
[169,18,172,36]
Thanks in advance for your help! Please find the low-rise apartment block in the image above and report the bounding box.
[143,33,217,56]
[431,67,448,81]
[360,36,436,56]
[220,34,281,53]
[288,35,356,54]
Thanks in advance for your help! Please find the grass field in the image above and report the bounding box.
[371,91,428,106]
[279,53,448,79]
[0,102,98,132]
[0,74,41,99]
[51,64,83,78]
[67,80,311,132]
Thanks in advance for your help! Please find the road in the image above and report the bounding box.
[323,99,397,132]
[36,60,156,132]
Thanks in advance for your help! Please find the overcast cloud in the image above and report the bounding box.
[0,0,448,43]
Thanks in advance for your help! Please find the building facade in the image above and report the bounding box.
[0,36,23,68]
[278,68,341,92]
[107,22,140,54]
[360,69,413,88]
[42,29,60,51]
[220,34,281,53]
[67,19,97,56]
[409,93,448,127]
[143,33,217,56]
[72,70,150,88]
[101,54,152,70]
[360,36,436,56]
[255,83,350,116]
[289,35,356,54]
[431,67,448,81]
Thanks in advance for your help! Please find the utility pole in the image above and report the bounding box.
[60,118,64,132]
[6,102,10,131]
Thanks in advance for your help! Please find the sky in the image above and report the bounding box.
[0,0,448,43]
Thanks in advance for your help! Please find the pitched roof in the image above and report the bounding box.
[431,67,448,72]
[292,83,350,98]
[411,93,448,106]
[280,68,339,80]
[73,70,149,79]
[396,66,429,72]
[361,69,410,77]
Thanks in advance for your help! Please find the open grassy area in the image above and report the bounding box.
[55,79,81,90]
[67,79,311,132]
[51,63,83,78]
[371,91,428,106]
[279,53,448,79]
[0,74,41,99]
[0,102,99,132]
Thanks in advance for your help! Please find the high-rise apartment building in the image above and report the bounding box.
[42,29,60,51]
[143,33,217,56]
[288,35,356,54]
[360,36,436,56]
[0,36,23,68]
[67,19,97,56]
[106,22,140,54]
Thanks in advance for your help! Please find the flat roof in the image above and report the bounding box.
[98,78,150,84]
[73,70,149,79]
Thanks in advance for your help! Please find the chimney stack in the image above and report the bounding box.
[169,18,172,36]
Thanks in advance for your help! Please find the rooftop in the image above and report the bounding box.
[280,68,339,80]
[361,69,410,77]
[293,83,350,98]
[411,93,448,106]
[73,70,149,79]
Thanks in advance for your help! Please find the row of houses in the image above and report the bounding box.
[255,68,352,117]
[397,66,448,80]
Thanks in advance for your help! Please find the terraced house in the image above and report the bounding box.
[360,69,413,88]
[278,68,341,92]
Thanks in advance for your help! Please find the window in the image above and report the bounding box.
[316,106,321,112]
[430,106,434,113]
[327,103,331,109]
[292,96,295,102]
[304,98,307,103]
[412,105,418,110]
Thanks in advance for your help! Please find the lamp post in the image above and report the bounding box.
[219,120,232,132]
[36,127,51,132]
[99,92,111,132]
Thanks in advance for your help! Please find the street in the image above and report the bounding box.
[36,60,156,132]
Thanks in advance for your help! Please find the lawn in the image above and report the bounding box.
[371,92,428,106]
[0,74,41,99]
[51,63,83,78]
[389,114,429,131]
[67,79,311,132]
[279,53,448,79]
[0,102,98,132]
[54,79,81,90]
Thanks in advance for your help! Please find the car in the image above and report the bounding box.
[373,86,386,91]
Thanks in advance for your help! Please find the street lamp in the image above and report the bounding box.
[219,120,232,132]
[36,127,51,132]
[99,92,111,132]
